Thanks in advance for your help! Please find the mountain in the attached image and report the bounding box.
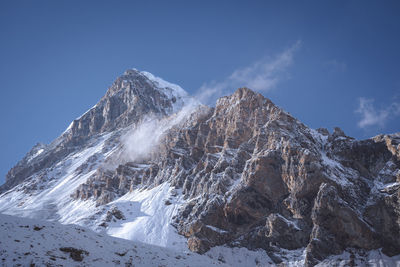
[0,69,399,266]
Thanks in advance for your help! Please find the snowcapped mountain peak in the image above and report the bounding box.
[1,69,193,193]
[1,70,400,266]
[103,68,191,115]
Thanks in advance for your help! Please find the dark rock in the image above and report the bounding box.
[59,247,89,262]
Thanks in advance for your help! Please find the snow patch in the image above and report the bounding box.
[140,70,192,113]
[141,71,187,99]
[276,214,300,231]
[205,225,229,234]
[106,183,187,249]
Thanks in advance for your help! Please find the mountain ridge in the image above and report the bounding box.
[1,69,189,192]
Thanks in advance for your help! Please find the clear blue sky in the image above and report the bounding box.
[1,0,400,185]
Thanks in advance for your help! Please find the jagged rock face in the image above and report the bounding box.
[160,90,314,254]
[66,69,182,140]
[135,88,399,265]
[74,162,160,206]
[1,71,400,266]
[305,183,380,265]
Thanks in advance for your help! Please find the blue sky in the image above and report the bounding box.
[1,1,400,185]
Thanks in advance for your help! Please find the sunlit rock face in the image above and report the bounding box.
[1,70,399,266]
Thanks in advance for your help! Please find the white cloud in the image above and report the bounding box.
[196,41,301,104]
[356,97,400,128]
[324,59,347,72]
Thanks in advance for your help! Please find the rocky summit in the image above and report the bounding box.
[0,69,399,266]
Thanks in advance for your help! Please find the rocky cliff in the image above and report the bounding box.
[0,70,399,266]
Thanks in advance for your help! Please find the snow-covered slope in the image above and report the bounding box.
[0,213,274,267]
[0,132,114,220]
[0,117,193,250]
[2,213,399,267]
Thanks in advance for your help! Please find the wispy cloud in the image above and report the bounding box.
[324,59,347,73]
[121,100,198,162]
[196,41,301,104]
[356,97,400,128]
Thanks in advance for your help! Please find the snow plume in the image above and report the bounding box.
[121,100,199,162]
[196,41,301,105]
[356,97,400,128]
